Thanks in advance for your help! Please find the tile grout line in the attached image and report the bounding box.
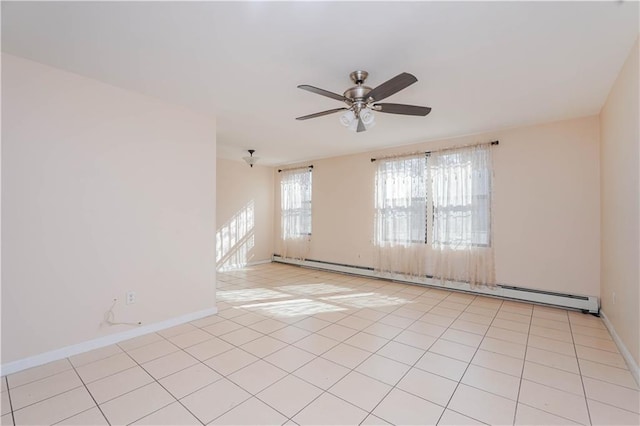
[222,284,407,423]
[434,297,505,425]
[378,296,515,414]
[218,275,454,423]
[208,272,373,423]
[96,318,285,423]
[61,362,111,425]
[172,274,370,423]
[6,376,16,426]
[10,301,303,424]
[370,310,463,424]
[285,288,464,424]
[78,321,248,424]
[510,301,534,425]
[117,347,206,425]
[569,312,594,426]
[4,362,75,390]
[351,296,460,423]
[512,309,609,425]
[204,312,326,423]
[7,383,86,416]
[222,266,552,422]
[123,305,335,424]
[364,293,492,425]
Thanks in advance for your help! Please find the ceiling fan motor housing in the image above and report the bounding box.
[343,86,372,103]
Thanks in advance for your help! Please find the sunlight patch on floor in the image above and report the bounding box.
[238,298,347,317]
[275,283,354,295]
[217,288,291,304]
[320,292,412,309]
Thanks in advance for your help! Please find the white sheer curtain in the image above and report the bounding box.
[429,144,495,287]
[373,144,495,287]
[374,154,430,277]
[280,168,312,260]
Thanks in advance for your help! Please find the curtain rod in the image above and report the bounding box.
[278,165,314,173]
[370,140,499,162]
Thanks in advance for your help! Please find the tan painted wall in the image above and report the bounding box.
[600,38,639,365]
[216,158,274,270]
[275,116,601,297]
[1,55,217,363]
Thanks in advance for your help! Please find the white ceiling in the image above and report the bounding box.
[2,1,638,165]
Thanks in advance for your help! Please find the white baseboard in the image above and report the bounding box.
[1,306,218,376]
[600,310,640,386]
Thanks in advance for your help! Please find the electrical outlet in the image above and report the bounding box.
[126,291,136,305]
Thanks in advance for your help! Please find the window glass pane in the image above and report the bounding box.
[375,156,427,244]
[281,169,312,238]
[431,148,491,247]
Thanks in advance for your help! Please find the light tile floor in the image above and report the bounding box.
[2,263,639,425]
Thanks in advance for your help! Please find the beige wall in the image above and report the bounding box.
[600,38,639,365]
[275,116,601,297]
[1,55,217,363]
[216,158,274,270]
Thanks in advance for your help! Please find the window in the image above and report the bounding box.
[374,145,492,248]
[280,168,312,239]
[374,155,427,244]
[430,147,491,247]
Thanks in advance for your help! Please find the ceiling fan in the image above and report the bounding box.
[296,70,431,132]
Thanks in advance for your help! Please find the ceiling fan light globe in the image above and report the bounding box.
[360,108,375,125]
[339,110,356,127]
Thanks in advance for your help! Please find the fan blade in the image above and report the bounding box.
[356,117,366,132]
[366,73,418,102]
[296,107,347,120]
[375,103,432,116]
[298,85,347,102]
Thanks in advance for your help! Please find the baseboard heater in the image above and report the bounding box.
[272,255,599,314]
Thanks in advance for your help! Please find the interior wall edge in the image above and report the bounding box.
[600,310,640,386]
